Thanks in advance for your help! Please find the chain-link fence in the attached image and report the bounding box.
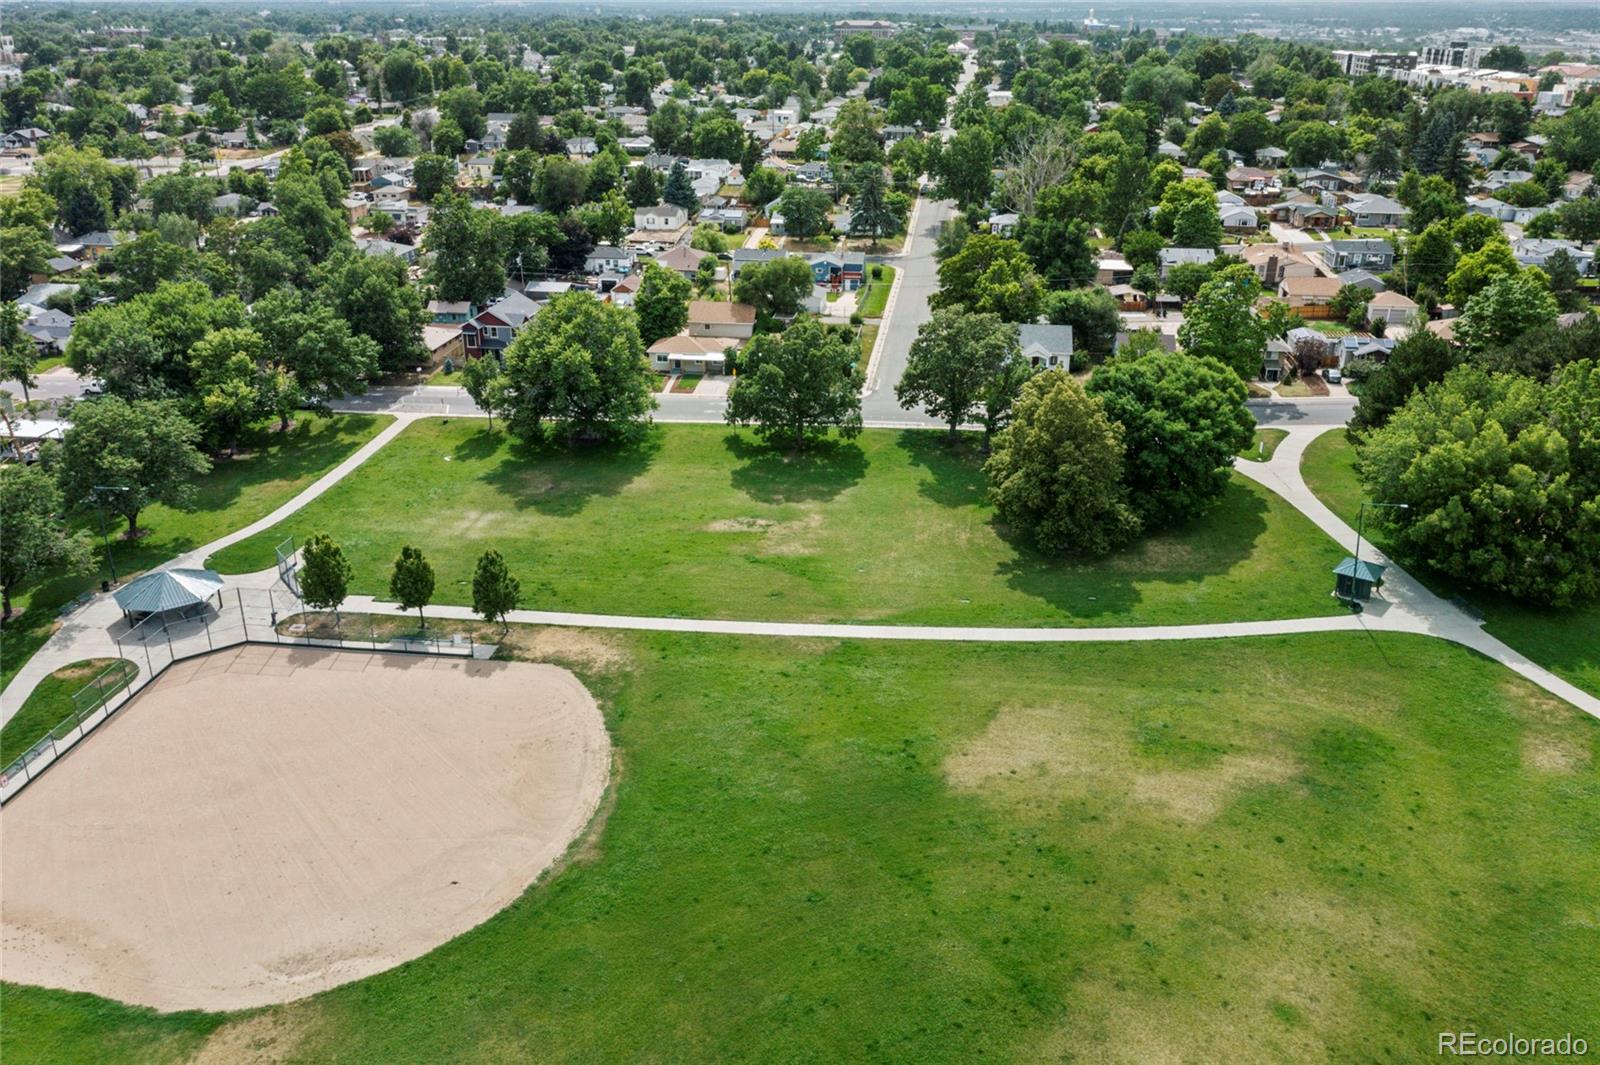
[1,587,476,803]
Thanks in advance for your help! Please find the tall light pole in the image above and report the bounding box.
[1350,500,1408,598]
[91,485,130,586]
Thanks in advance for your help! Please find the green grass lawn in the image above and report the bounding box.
[1,658,135,765]
[1273,378,1321,398]
[670,374,703,394]
[1302,429,1600,697]
[210,420,1347,629]
[0,413,391,694]
[857,266,896,318]
[428,366,464,386]
[1237,428,1287,462]
[5,628,1595,1063]
[857,322,879,368]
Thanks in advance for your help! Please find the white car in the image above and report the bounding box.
[1322,368,1342,385]
[81,377,105,395]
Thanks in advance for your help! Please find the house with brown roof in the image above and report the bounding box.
[655,243,715,279]
[685,300,756,339]
[648,334,735,374]
[1279,275,1342,317]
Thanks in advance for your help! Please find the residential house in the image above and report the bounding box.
[634,202,689,231]
[461,291,542,359]
[75,231,121,259]
[211,192,246,216]
[1095,255,1134,286]
[685,300,757,339]
[883,125,916,145]
[1157,247,1216,279]
[1336,269,1388,294]
[729,247,789,279]
[355,238,418,264]
[1322,238,1396,273]
[655,243,714,279]
[1107,284,1149,311]
[648,334,734,374]
[1366,291,1418,326]
[1219,203,1261,233]
[422,324,464,369]
[1511,238,1594,274]
[1272,199,1339,229]
[791,161,832,186]
[1225,166,1282,204]
[585,244,637,275]
[1336,335,1397,366]
[699,205,748,230]
[987,212,1020,237]
[1279,275,1342,317]
[1018,324,1073,371]
[1341,193,1405,228]
[20,306,73,354]
[1240,243,1319,288]
[427,300,472,324]
[809,250,866,291]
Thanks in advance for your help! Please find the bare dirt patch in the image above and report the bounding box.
[0,646,610,1012]
[704,517,776,532]
[499,625,632,672]
[946,704,1296,824]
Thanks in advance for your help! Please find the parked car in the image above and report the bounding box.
[1322,368,1342,384]
[81,377,105,395]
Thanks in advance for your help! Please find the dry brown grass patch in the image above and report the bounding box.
[499,626,631,672]
[188,1008,319,1065]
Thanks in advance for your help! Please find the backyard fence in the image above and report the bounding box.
[0,586,478,804]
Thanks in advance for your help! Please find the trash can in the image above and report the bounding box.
[102,580,111,593]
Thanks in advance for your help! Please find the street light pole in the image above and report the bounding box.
[91,485,129,586]
[1352,500,1409,589]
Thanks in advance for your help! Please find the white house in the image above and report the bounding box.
[1018,324,1073,370]
[634,202,689,231]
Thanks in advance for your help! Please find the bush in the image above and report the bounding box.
[849,312,863,326]
[871,263,884,279]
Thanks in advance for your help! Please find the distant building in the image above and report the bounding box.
[833,19,897,42]
[1332,50,1416,77]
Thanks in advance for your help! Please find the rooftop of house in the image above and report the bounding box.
[1281,276,1342,298]
[688,300,756,325]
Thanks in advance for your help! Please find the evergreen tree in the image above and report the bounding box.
[625,164,662,208]
[662,162,698,209]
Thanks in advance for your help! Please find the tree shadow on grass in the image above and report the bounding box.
[895,430,988,509]
[478,428,662,517]
[724,433,869,504]
[995,479,1272,623]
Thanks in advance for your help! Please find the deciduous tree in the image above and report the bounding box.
[724,318,862,450]
[54,397,212,537]
[471,549,520,630]
[1086,352,1253,527]
[983,370,1140,556]
[388,545,435,628]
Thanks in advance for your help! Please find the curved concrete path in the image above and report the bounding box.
[0,415,419,725]
[4,416,1595,728]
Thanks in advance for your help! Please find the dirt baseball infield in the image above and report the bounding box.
[0,645,609,1011]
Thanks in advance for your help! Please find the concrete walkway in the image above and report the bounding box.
[6,415,1596,729]
[1233,426,1599,718]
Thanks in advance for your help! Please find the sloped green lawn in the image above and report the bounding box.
[211,420,1347,629]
